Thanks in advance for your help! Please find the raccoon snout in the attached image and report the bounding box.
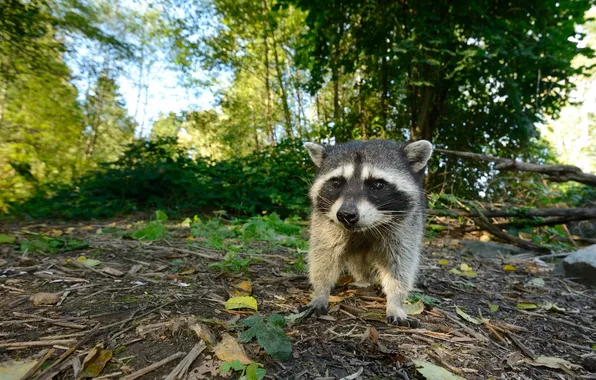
[337,205,359,227]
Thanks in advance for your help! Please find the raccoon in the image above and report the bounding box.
[301,139,432,327]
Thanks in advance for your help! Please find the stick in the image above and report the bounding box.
[434,308,490,342]
[164,341,206,380]
[436,148,596,186]
[34,324,100,380]
[0,340,78,348]
[506,332,536,360]
[13,312,87,329]
[21,349,55,380]
[121,351,186,380]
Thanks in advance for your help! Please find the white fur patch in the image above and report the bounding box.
[309,164,355,201]
[356,199,383,228]
[328,197,344,223]
[360,165,418,198]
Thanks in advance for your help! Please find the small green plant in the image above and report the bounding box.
[408,292,441,308]
[220,360,266,380]
[20,236,89,254]
[238,314,292,361]
[208,252,252,273]
[131,210,169,241]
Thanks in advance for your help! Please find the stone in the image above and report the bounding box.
[563,244,596,285]
[460,240,525,258]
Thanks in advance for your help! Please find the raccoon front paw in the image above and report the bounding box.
[386,315,420,328]
[386,305,420,328]
[298,299,328,317]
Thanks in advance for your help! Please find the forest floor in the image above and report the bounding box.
[1,217,596,380]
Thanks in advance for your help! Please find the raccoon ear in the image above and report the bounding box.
[403,140,433,172]
[303,142,326,167]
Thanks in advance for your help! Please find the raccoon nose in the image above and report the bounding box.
[337,205,359,226]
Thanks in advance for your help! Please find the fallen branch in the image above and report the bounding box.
[436,148,596,186]
[472,207,551,253]
[430,207,596,219]
[121,351,186,380]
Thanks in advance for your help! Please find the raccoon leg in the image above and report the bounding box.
[300,250,344,316]
[377,263,420,328]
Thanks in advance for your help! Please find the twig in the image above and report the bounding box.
[21,349,55,380]
[505,331,536,360]
[164,341,206,380]
[33,324,101,380]
[12,312,87,329]
[517,309,596,333]
[434,308,490,342]
[0,340,78,348]
[121,351,186,380]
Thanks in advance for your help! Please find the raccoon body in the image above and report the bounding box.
[302,139,432,326]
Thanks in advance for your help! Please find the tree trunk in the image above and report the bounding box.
[272,33,293,138]
[262,0,274,146]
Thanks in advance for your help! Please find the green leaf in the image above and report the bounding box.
[487,302,499,313]
[403,300,425,315]
[267,314,286,327]
[230,360,246,371]
[155,210,168,221]
[131,222,167,240]
[412,359,465,380]
[526,278,545,288]
[239,314,293,361]
[0,234,16,244]
[244,363,263,380]
[455,306,483,325]
[517,303,538,310]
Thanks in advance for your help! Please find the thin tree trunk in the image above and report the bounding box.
[262,0,274,146]
[272,33,293,138]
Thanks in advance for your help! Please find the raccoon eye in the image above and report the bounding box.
[370,179,386,191]
[330,177,344,189]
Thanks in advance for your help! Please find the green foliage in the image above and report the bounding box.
[0,234,16,244]
[130,210,169,241]
[220,360,266,380]
[208,252,252,273]
[12,138,313,219]
[408,292,441,308]
[239,314,292,361]
[20,236,89,254]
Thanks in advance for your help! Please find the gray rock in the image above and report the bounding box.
[460,240,525,258]
[563,244,596,285]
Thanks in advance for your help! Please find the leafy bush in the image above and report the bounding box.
[9,137,314,219]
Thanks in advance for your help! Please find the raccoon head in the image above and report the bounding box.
[304,139,432,231]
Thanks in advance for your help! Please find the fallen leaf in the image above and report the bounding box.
[503,264,517,272]
[517,303,538,310]
[541,302,565,313]
[526,278,545,288]
[76,256,102,268]
[403,300,425,316]
[285,309,311,328]
[49,229,63,237]
[487,302,499,313]
[328,295,343,303]
[0,359,38,380]
[360,311,386,322]
[179,266,197,275]
[225,296,258,312]
[524,356,581,370]
[30,292,61,306]
[188,358,222,380]
[101,267,124,277]
[190,322,217,345]
[0,234,16,244]
[449,268,478,278]
[455,306,482,325]
[80,346,112,378]
[232,281,252,296]
[412,359,465,380]
[214,334,252,365]
[460,263,472,271]
[438,259,449,266]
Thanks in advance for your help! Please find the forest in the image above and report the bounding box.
[1,0,596,379]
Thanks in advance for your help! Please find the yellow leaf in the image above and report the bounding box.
[232,280,252,296]
[449,268,478,278]
[404,299,425,315]
[460,263,472,271]
[81,346,113,378]
[503,264,517,272]
[30,292,61,306]
[328,295,343,303]
[438,259,449,266]
[214,333,252,365]
[224,296,258,311]
[0,359,38,380]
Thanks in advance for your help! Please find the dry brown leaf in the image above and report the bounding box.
[232,280,252,296]
[30,292,61,306]
[102,267,124,277]
[79,345,112,378]
[190,322,216,345]
[213,334,251,365]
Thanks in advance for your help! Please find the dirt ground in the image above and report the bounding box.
[1,220,596,380]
